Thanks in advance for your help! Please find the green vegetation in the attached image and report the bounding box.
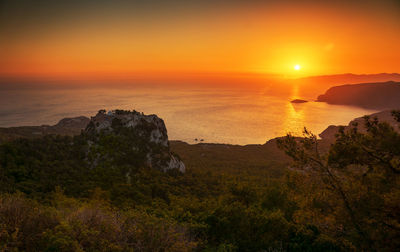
[277,111,400,251]
[0,112,399,251]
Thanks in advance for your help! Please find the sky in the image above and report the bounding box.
[0,0,399,81]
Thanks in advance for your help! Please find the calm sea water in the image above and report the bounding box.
[0,85,377,145]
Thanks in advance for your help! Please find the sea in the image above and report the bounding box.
[0,83,377,145]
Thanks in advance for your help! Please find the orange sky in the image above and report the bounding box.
[0,0,399,81]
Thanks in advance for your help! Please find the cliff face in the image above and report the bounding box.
[317,81,400,109]
[85,110,185,173]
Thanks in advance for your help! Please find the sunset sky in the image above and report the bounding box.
[1,0,399,80]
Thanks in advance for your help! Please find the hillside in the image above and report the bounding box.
[0,116,89,142]
[317,81,400,109]
[288,73,400,97]
[0,109,399,250]
[170,139,289,178]
[320,110,400,140]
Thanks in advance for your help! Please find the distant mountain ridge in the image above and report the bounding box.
[295,73,400,86]
[316,81,400,109]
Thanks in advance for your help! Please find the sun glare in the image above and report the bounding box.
[294,64,301,71]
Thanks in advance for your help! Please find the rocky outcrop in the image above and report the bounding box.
[85,110,185,173]
[53,116,90,130]
[316,81,400,109]
[318,125,340,141]
[319,110,400,141]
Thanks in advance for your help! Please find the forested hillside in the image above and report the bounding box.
[0,110,399,251]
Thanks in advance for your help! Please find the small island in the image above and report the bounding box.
[290,99,308,103]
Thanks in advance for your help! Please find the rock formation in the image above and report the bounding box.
[85,110,185,173]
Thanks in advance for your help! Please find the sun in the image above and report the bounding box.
[294,64,301,71]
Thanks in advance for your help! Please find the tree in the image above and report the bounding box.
[277,111,400,251]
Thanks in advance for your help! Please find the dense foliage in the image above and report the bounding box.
[0,112,399,251]
[277,111,400,251]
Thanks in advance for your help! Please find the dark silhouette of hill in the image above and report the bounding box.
[291,73,400,98]
[0,116,89,142]
[316,81,400,109]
